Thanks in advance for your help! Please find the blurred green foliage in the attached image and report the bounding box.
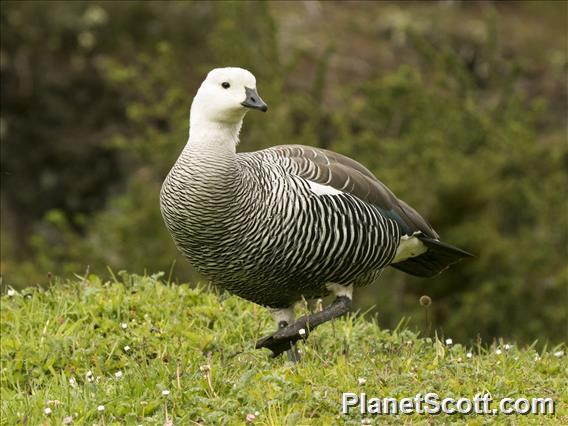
[1,1,566,345]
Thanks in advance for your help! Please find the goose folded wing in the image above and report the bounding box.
[268,144,439,239]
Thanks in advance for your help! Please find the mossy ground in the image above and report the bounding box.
[1,273,566,425]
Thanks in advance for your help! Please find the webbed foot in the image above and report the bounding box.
[255,316,310,358]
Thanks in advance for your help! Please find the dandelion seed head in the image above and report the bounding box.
[466,352,473,358]
[97,405,105,412]
[298,328,306,337]
[114,371,123,379]
[44,407,52,415]
[63,415,73,424]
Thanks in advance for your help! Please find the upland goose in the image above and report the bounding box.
[160,67,472,359]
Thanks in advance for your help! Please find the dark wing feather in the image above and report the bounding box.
[268,144,438,238]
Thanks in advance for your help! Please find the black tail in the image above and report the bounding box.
[391,236,473,278]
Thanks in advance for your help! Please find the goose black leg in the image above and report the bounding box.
[262,307,300,361]
[256,293,353,358]
[279,320,301,362]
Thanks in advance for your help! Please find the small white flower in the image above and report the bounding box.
[120,323,128,329]
[445,338,453,346]
[114,371,123,379]
[456,357,462,362]
[123,345,131,352]
[495,349,502,355]
[358,377,366,385]
[69,377,77,387]
[246,413,256,422]
[7,289,15,297]
[554,350,564,358]
[466,352,473,358]
[254,411,260,416]
[97,405,105,412]
[298,328,306,337]
[162,389,170,396]
[63,415,73,424]
[504,344,512,350]
[86,370,94,382]
[44,407,52,415]
[534,355,541,361]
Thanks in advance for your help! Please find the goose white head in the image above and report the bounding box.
[189,67,268,146]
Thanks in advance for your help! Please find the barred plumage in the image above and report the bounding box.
[160,67,472,357]
[161,144,401,308]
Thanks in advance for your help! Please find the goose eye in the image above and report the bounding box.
[221,82,230,89]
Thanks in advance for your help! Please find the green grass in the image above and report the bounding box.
[1,272,566,425]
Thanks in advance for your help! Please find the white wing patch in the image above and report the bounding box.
[392,235,428,263]
[307,180,342,196]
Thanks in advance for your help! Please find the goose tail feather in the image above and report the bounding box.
[391,236,473,278]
